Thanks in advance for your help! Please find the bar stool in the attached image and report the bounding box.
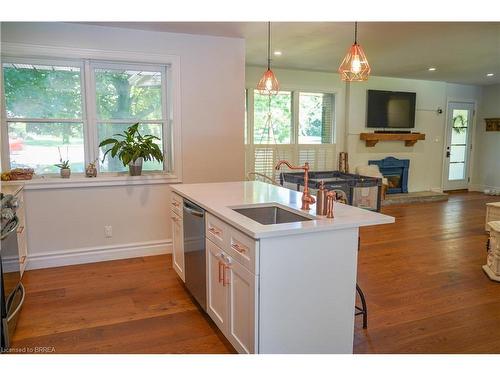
[355,237,368,329]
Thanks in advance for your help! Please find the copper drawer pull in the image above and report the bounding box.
[231,242,247,254]
[172,201,180,207]
[209,227,222,236]
[19,255,26,265]
[171,216,178,222]
[17,225,25,234]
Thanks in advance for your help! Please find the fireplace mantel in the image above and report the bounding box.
[360,132,426,147]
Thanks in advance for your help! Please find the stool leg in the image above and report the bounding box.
[356,284,368,329]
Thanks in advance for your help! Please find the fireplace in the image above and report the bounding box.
[369,157,409,194]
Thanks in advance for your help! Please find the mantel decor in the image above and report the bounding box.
[360,132,426,147]
[485,118,500,132]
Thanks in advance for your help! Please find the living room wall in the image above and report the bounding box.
[471,83,500,191]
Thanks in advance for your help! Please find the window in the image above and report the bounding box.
[245,89,335,180]
[3,62,85,174]
[2,58,172,177]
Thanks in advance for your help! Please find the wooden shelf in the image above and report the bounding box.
[360,132,426,147]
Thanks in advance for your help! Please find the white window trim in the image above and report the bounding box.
[0,42,182,187]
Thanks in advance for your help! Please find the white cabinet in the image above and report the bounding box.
[14,189,28,276]
[206,239,228,330]
[171,211,184,282]
[227,257,257,354]
[206,236,258,354]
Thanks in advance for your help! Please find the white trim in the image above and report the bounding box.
[469,183,500,193]
[2,173,181,190]
[1,42,183,182]
[1,239,172,271]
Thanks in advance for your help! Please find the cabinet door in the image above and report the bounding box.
[171,211,185,282]
[206,239,228,333]
[227,257,258,354]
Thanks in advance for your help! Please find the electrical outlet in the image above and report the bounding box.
[104,225,112,238]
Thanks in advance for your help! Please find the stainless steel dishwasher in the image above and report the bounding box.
[183,200,206,311]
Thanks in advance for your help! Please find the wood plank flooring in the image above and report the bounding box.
[11,192,500,353]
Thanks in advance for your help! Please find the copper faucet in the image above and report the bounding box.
[275,160,316,211]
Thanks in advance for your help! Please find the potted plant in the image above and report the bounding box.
[55,147,71,178]
[99,123,163,176]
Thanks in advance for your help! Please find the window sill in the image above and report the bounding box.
[2,173,181,190]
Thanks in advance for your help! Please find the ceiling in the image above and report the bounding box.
[87,22,500,85]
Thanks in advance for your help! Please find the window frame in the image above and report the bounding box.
[247,88,336,146]
[0,42,182,185]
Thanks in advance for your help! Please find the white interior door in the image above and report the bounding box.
[443,102,474,191]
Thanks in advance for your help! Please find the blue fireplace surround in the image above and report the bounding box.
[369,157,410,194]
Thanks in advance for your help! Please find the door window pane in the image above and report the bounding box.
[298,92,334,144]
[98,123,164,172]
[449,162,465,180]
[7,122,84,174]
[95,68,163,120]
[450,145,466,163]
[3,63,82,119]
[253,90,291,144]
[451,128,467,145]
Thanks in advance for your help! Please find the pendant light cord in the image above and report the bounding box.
[354,21,358,45]
[267,21,271,70]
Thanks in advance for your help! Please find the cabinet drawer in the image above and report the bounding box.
[227,227,258,274]
[206,213,228,249]
[171,193,183,217]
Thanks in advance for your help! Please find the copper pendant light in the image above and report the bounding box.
[257,22,280,95]
[338,22,371,82]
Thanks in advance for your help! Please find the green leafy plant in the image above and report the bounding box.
[99,123,163,167]
[55,146,70,169]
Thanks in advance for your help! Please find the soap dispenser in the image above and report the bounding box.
[316,180,327,216]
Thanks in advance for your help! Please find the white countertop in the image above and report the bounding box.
[171,181,395,239]
[1,182,24,196]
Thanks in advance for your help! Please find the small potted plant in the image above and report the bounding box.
[55,147,71,178]
[99,123,163,176]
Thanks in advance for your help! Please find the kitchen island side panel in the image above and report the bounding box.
[258,227,359,354]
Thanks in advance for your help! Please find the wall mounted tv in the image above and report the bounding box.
[366,89,416,128]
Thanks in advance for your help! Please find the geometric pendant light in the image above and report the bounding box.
[257,22,280,95]
[338,22,371,82]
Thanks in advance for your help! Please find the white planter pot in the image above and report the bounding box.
[129,157,143,176]
[60,168,71,178]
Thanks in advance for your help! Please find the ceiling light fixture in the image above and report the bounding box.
[338,21,371,82]
[428,67,437,71]
[273,51,282,56]
[487,73,494,77]
[256,22,280,96]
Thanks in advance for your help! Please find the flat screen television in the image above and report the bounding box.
[366,89,416,128]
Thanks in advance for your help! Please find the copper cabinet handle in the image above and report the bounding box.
[17,225,25,234]
[209,226,222,236]
[231,242,246,254]
[19,255,26,265]
[171,216,178,222]
[172,201,180,207]
[218,260,224,283]
[223,264,230,286]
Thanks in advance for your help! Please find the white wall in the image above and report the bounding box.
[246,66,482,192]
[1,22,246,269]
[472,84,500,190]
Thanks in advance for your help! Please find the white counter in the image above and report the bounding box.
[171,181,394,239]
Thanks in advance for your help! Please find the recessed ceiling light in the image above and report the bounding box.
[428,67,436,71]
[273,51,282,56]
[487,73,495,77]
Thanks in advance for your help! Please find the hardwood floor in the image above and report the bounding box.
[11,192,500,353]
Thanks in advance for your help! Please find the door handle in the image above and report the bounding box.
[446,151,450,158]
[183,206,204,218]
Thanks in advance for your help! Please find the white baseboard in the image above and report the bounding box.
[469,184,500,193]
[18,239,172,271]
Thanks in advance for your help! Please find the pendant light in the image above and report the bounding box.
[257,22,280,95]
[338,22,371,82]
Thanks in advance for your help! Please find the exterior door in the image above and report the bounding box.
[443,102,474,190]
[171,212,184,281]
[206,239,228,333]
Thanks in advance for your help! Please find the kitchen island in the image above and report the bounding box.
[170,181,394,354]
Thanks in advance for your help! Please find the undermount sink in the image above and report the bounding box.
[232,205,313,225]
